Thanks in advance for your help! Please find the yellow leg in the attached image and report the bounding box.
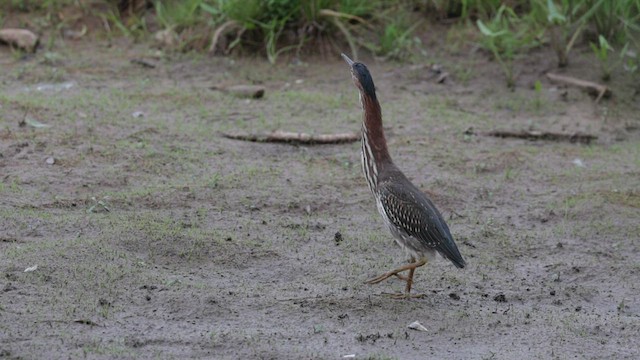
[405,265,416,294]
[365,258,427,286]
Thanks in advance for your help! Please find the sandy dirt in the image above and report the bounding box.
[1,35,639,359]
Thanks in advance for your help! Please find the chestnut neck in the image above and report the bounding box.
[361,93,392,166]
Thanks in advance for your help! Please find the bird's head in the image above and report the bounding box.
[341,53,376,99]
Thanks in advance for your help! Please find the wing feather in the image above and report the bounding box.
[379,180,465,268]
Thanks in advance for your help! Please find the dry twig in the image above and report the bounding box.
[222,130,360,145]
[485,130,596,144]
[546,73,611,102]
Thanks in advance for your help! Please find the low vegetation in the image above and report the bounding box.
[1,1,639,82]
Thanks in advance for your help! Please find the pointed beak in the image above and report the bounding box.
[341,53,354,66]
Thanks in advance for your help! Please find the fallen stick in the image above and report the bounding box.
[485,130,596,144]
[222,130,360,145]
[546,73,611,102]
[130,58,157,69]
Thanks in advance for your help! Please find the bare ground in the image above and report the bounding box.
[1,36,639,359]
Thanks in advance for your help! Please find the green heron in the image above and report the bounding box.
[341,54,466,298]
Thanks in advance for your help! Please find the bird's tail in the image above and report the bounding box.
[436,218,466,269]
[448,249,466,269]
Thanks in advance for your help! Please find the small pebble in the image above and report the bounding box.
[408,321,428,332]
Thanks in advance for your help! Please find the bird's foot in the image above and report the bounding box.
[364,259,427,285]
[380,292,426,300]
[365,271,405,285]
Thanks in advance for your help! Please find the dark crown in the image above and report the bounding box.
[353,63,376,99]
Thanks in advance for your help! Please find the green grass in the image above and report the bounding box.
[3,0,640,78]
[1,0,423,62]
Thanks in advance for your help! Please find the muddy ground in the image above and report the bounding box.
[1,33,639,359]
